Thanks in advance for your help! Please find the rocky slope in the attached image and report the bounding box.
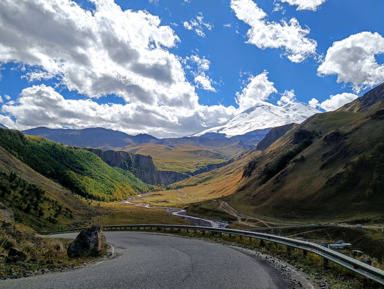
[256,123,296,151]
[87,149,187,186]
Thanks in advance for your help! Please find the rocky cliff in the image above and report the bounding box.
[256,123,296,151]
[87,149,187,186]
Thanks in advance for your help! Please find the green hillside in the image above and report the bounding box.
[0,129,152,202]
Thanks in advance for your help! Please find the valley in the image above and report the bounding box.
[1,83,384,286]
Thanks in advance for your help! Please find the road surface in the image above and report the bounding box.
[1,231,300,289]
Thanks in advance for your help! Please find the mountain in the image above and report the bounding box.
[22,127,156,149]
[0,129,152,201]
[195,101,320,137]
[23,126,273,173]
[0,123,7,129]
[186,83,384,223]
[23,126,270,151]
[340,82,384,113]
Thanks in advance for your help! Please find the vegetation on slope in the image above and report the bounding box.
[125,144,228,173]
[0,172,72,228]
[0,129,152,202]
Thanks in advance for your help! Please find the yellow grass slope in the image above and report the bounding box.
[124,144,228,173]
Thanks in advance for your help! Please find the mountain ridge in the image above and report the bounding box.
[195,101,320,137]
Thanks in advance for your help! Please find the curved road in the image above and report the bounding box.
[1,232,296,289]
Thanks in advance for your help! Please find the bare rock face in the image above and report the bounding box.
[67,225,106,258]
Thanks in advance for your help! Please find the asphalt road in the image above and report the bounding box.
[1,232,292,289]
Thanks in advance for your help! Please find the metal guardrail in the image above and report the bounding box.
[42,224,384,286]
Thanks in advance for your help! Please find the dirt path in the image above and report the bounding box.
[218,201,279,227]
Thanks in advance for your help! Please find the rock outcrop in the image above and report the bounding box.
[257,123,296,151]
[67,225,106,258]
[87,148,188,186]
[190,161,232,176]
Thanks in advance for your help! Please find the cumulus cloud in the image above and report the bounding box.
[183,55,216,92]
[318,32,384,93]
[0,0,204,109]
[236,71,277,110]
[194,74,216,92]
[277,90,296,106]
[231,0,317,63]
[2,84,236,137]
[309,93,358,111]
[183,12,213,38]
[0,0,238,137]
[278,0,327,11]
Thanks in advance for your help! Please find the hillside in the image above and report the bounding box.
[0,145,106,230]
[124,144,229,173]
[0,129,152,202]
[187,83,384,223]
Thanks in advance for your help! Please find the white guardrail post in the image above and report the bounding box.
[42,224,384,286]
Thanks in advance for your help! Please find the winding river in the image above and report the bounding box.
[121,198,228,228]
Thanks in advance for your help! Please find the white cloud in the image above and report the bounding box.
[194,74,216,92]
[318,32,384,93]
[183,21,193,30]
[0,95,11,103]
[231,0,317,63]
[0,0,237,137]
[0,0,204,109]
[309,93,358,111]
[2,84,236,137]
[277,90,296,106]
[273,3,284,13]
[236,71,277,110]
[308,98,319,109]
[278,0,327,11]
[183,55,216,92]
[182,12,213,38]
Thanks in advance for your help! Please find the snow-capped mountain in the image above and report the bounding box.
[195,101,320,137]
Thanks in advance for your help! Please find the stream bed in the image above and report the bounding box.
[121,199,228,228]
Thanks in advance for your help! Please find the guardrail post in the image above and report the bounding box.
[303,250,307,257]
[287,245,291,256]
[323,257,329,267]
[260,240,265,247]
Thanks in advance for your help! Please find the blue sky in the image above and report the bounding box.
[0,0,383,137]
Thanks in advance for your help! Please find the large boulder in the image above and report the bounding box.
[67,225,106,258]
[7,247,27,262]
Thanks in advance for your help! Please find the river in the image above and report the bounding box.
[121,198,228,228]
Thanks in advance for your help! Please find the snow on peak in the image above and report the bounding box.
[195,101,320,137]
